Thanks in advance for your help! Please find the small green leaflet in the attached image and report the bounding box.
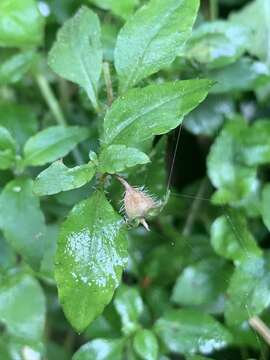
[0,103,38,148]
[182,21,248,69]
[172,257,232,306]
[133,329,158,360]
[114,285,144,335]
[102,80,213,147]
[0,272,45,342]
[48,6,102,111]
[207,119,257,204]
[0,0,44,47]
[230,0,270,65]
[225,255,270,325]
[115,0,200,91]
[0,177,46,269]
[0,51,37,85]
[23,125,88,166]
[98,145,150,173]
[208,57,270,94]
[34,160,96,196]
[210,211,262,264]
[73,338,124,360]
[55,191,128,332]
[154,309,232,355]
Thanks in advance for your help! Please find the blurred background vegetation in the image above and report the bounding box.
[1,0,270,359]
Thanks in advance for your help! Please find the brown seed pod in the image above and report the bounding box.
[116,176,158,231]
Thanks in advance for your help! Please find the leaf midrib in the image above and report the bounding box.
[123,0,194,89]
[105,83,207,145]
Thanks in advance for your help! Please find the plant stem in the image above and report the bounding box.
[103,62,114,106]
[209,0,218,20]
[36,74,66,126]
[36,74,83,164]
[249,316,270,346]
[182,178,208,236]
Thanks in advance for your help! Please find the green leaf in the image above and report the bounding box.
[48,6,102,110]
[133,329,158,360]
[208,57,270,94]
[0,0,44,48]
[261,184,270,231]
[114,0,200,91]
[103,80,213,146]
[230,0,270,65]
[225,255,270,325]
[34,160,96,196]
[0,235,16,271]
[172,257,232,306]
[0,126,16,170]
[89,0,138,19]
[0,126,18,152]
[55,191,128,332]
[183,21,248,69]
[184,95,235,137]
[114,285,143,335]
[0,272,45,342]
[23,125,88,166]
[143,235,213,286]
[0,177,46,269]
[210,211,262,264]
[1,336,43,360]
[40,224,59,280]
[0,102,38,148]
[239,120,270,166]
[154,309,232,355]
[98,145,150,174]
[207,119,257,204]
[73,339,123,360]
[0,50,37,85]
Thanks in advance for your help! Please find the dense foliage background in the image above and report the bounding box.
[1,0,270,359]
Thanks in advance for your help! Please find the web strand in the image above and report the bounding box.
[166,123,183,194]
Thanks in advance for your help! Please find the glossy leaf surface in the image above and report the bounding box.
[98,145,150,173]
[103,80,212,146]
[211,211,262,263]
[133,329,158,360]
[155,309,232,355]
[0,272,45,342]
[114,285,143,335]
[0,178,46,269]
[48,6,102,109]
[73,338,123,360]
[34,161,96,196]
[225,255,270,325]
[55,191,128,332]
[115,0,199,91]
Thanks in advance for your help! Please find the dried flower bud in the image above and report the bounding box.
[116,176,158,231]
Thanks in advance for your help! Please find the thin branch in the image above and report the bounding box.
[249,316,270,346]
[36,73,66,126]
[36,74,83,164]
[209,0,218,20]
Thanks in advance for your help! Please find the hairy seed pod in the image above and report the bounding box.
[116,176,157,231]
